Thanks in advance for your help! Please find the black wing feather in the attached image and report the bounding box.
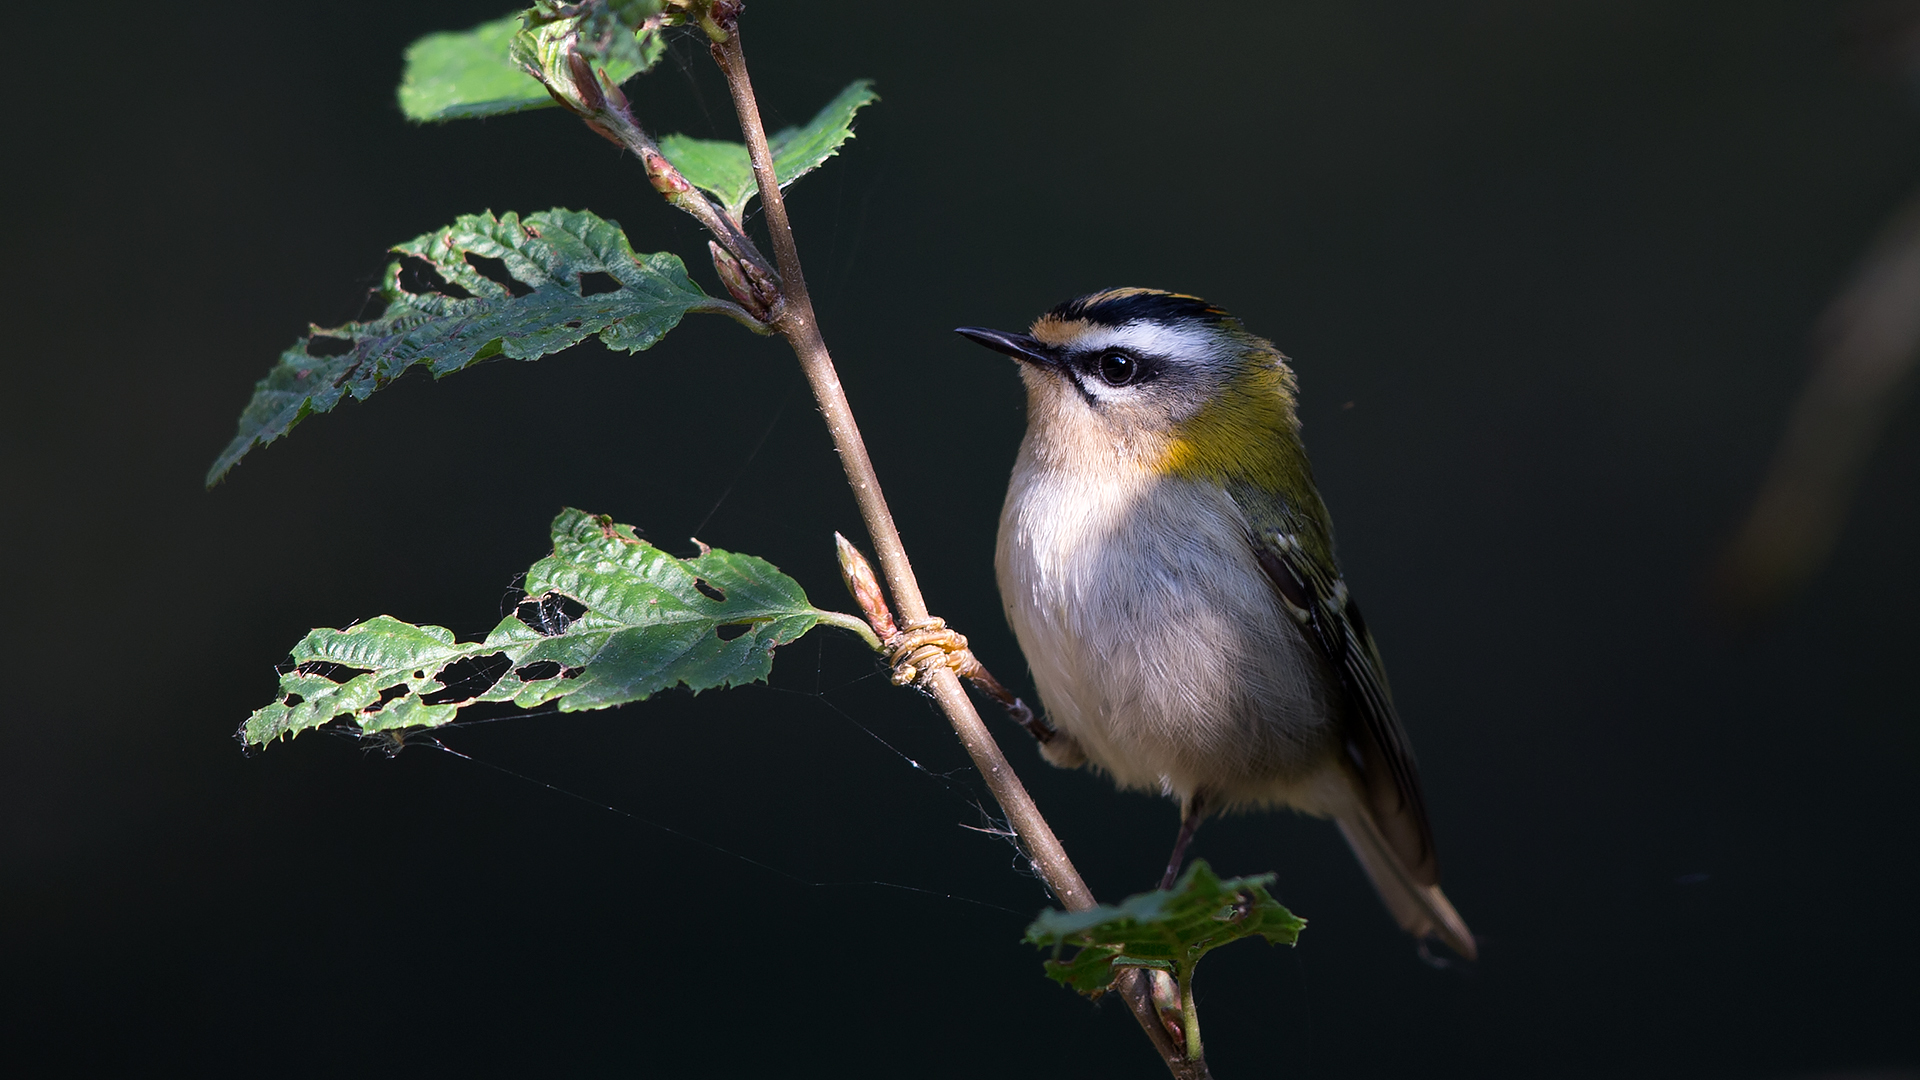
[1251,533,1440,885]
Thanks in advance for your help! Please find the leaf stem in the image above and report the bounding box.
[707,19,1206,1080]
[691,296,776,334]
[812,610,884,652]
[1180,964,1204,1067]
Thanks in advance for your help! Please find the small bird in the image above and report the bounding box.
[956,288,1476,959]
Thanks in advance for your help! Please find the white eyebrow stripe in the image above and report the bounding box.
[1069,321,1217,358]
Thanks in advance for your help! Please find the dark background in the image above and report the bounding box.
[4,1,1917,1076]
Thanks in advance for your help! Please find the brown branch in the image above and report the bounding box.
[705,17,1207,1080]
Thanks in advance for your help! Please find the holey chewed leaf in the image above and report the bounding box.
[208,209,730,485]
[397,7,666,122]
[242,509,829,748]
[659,80,879,219]
[1023,861,1305,997]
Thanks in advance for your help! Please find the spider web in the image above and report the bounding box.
[315,380,1045,920]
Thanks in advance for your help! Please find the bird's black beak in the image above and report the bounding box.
[954,326,1059,368]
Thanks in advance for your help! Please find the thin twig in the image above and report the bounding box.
[705,17,1206,1079]
[554,49,781,296]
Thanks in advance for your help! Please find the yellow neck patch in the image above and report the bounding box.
[1157,355,1304,493]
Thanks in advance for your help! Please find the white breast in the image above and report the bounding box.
[995,451,1341,807]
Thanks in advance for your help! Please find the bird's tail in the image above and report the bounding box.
[1334,802,1478,961]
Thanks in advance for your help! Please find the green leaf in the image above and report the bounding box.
[659,80,879,218]
[242,509,833,747]
[208,208,728,485]
[1023,861,1305,997]
[397,7,666,123]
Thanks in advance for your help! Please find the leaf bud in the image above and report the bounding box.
[599,67,631,112]
[512,1,652,121]
[834,533,900,644]
[640,148,693,196]
[566,50,607,114]
[700,1,742,41]
[709,241,771,322]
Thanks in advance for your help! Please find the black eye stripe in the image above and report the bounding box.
[1061,367,1101,407]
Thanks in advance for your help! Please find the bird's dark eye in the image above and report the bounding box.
[1095,350,1138,386]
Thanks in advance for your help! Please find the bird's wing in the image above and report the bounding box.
[1240,507,1440,887]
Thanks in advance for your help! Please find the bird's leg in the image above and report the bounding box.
[956,660,1054,745]
[1149,793,1211,1053]
[1158,791,1209,891]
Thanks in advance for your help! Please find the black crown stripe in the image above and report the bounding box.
[1046,288,1234,328]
